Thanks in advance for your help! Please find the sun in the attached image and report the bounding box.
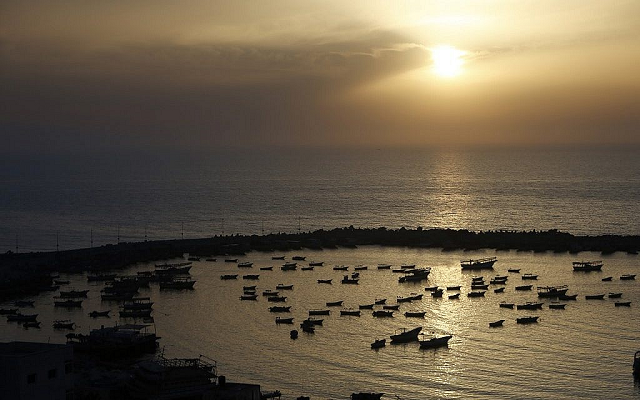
[430,45,466,78]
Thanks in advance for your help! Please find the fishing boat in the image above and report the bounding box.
[602,277,613,281]
[404,311,426,318]
[238,262,253,268]
[220,274,238,280]
[374,298,386,305]
[471,284,489,290]
[467,291,486,297]
[389,326,422,343]
[609,293,623,299]
[572,260,603,272]
[326,301,343,307]
[548,303,566,309]
[499,302,514,309]
[262,290,279,297]
[272,256,285,260]
[276,284,293,290]
[370,339,386,349]
[372,310,393,317]
[359,304,375,310]
[425,286,439,292]
[615,301,631,307]
[309,261,324,266]
[304,318,323,326]
[317,279,332,284]
[301,266,314,271]
[292,256,306,261]
[267,296,287,302]
[559,294,578,300]
[516,316,539,324]
[54,299,82,307]
[224,258,238,263]
[621,274,636,280]
[240,294,258,300]
[489,320,505,327]
[7,313,38,322]
[308,309,330,316]
[490,278,508,285]
[341,276,359,284]
[446,285,461,291]
[268,306,291,313]
[448,293,460,299]
[508,268,521,273]
[517,302,544,310]
[398,268,431,283]
[340,309,361,316]
[301,324,314,333]
[397,296,413,303]
[494,287,505,293]
[585,294,605,300]
[242,274,259,280]
[260,267,273,271]
[515,285,533,291]
[431,289,444,298]
[159,278,195,290]
[377,264,392,270]
[419,334,452,349]
[383,304,399,310]
[461,257,497,270]
[243,285,256,291]
[275,317,294,324]
[333,265,349,271]
[537,285,569,298]
[53,320,76,330]
[23,321,41,329]
[521,274,538,280]
[14,300,35,307]
[354,265,368,270]
[89,310,110,318]
[155,263,192,275]
[290,330,298,339]
[281,263,297,271]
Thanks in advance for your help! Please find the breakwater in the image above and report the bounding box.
[1,227,638,300]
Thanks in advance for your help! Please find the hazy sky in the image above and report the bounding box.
[2,1,639,153]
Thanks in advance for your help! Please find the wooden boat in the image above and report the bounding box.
[515,285,533,291]
[585,294,605,300]
[461,257,497,270]
[359,304,375,310]
[490,278,508,285]
[621,274,636,280]
[446,285,461,291]
[0,308,18,315]
[548,303,566,309]
[409,293,423,300]
[615,301,631,307]
[471,284,489,290]
[471,277,485,282]
[467,291,486,297]
[521,274,538,280]
[275,317,294,324]
[419,334,452,349]
[370,339,386,349]
[309,261,324,266]
[317,279,332,284]
[341,276,359,284]
[292,256,306,261]
[262,290,279,297]
[397,296,413,303]
[333,265,348,271]
[609,293,623,299]
[489,320,505,327]
[240,294,258,300]
[238,262,253,268]
[242,274,259,280]
[14,300,35,307]
[448,293,460,299]
[272,256,285,260]
[224,258,238,263]
[494,287,505,293]
[308,309,330,316]
[398,268,431,283]
[340,309,361,316]
[89,310,110,318]
[374,298,386,305]
[425,286,439,292]
[54,299,82,307]
[431,289,444,298]
[404,311,426,318]
[602,277,613,281]
[558,294,578,300]
[354,266,368,271]
[377,264,392,270]
[326,300,343,307]
[7,313,38,322]
[243,285,256,291]
[101,292,135,301]
[301,324,315,333]
[516,316,539,324]
[401,264,416,269]
[301,266,314,271]
[23,321,41,329]
[276,284,294,290]
[260,267,273,271]
[267,296,287,302]
[53,319,75,330]
[499,302,514,309]
[389,326,422,343]
[517,302,543,310]
[281,263,297,271]
[508,268,521,273]
[573,260,603,272]
[383,304,400,310]
[537,285,569,298]
[269,306,291,313]
[220,274,238,280]
[372,310,394,317]
[159,278,195,290]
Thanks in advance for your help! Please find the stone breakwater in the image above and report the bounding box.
[1,227,638,300]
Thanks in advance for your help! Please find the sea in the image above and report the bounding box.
[1,146,639,252]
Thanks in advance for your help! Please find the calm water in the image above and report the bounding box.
[1,147,640,252]
[3,247,639,399]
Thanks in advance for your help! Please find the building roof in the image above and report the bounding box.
[0,341,70,357]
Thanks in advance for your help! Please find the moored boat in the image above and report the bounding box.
[404,311,426,318]
[260,267,273,271]
[537,285,569,298]
[268,306,290,313]
[292,256,306,261]
[281,263,297,271]
[548,303,566,309]
[23,321,41,329]
[267,296,287,302]
[276,284,293,290]
[615,301,631,307]
[585,294,605,300]
[521,274,538,280]
[7,313,38,322]
[602,276,613,282]
[370,339,386,349]
[89,310,111,318]
[499,302,514,309]
[54,299,83,307]
[276,317,294,324]
[53,320,75,330]
[377,264,392,270]
[515,285,533,291]
[359,303,375,310]
[448,293,460,299]
[374,298,386,305]
[159,278,195,290]
[242,274,259,280]
[317,279,332,284]
[467,291,486,297]
[308,309,330,316]
[446,285,461,291]
[494,287,505,293]
[609,292,622,299]
[340,309,361,316]
[238,261,253,268]
[389,326,422,343]
[573,260,603,272]
[372,310,393,317]
[516,316,539,324]
[333,265,349,271]
[461,257,497,270]
[489,320,504,327]
[326,301,343,307]
[508,268,521,273]
[301,266,314,271]
[341,276,359,284]
[419,334,452,349]
[517,302,544,310]
[240,294,258,300]
[309,261,324,266]
[621,274,636,280]
[220,274,238,280]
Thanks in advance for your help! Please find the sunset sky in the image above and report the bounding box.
[2,1,639,154]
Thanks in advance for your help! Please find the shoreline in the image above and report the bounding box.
[1,227,638,300]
